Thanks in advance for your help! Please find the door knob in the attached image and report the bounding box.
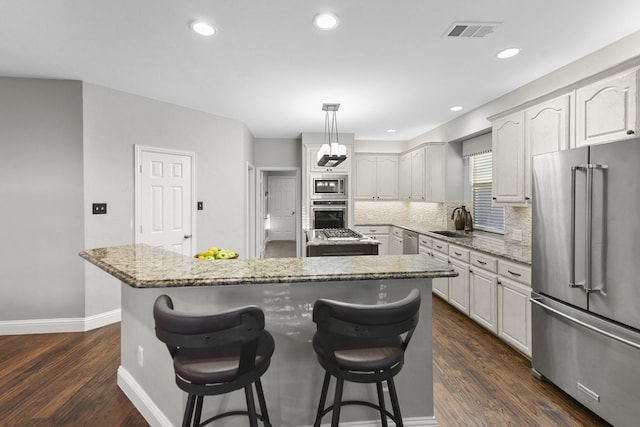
[184,234,192,239]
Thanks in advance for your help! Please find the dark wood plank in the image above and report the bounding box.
[0,296,612,426]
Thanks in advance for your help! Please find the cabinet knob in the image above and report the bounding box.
[627,130,636,135]
[492,197,497,200]
[525,197,531,201]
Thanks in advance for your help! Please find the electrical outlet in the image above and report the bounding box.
[197,201,203,210]
[138,345,144,367]
[92,203,107,214]
[512,229,523,242]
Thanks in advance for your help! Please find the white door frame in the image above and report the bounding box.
[246,162,256,259]
[134,145,197,254]
[255,167,301,257]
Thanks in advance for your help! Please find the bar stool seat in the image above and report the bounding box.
[311,289,421,427]
[153,295,274,427]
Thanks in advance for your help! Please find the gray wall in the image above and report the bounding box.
[0,78,254,323]
[254,138,302,168]
[0,78,85,320]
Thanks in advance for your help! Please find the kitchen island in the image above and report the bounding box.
[80,244,456,427]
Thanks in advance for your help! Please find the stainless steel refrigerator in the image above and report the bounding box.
[531,136,640,427]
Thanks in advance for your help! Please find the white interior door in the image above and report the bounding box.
[268,175,296,241]
[136,146,195,256]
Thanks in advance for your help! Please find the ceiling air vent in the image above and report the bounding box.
[446,22,500,38]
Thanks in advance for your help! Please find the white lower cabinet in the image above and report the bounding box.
[355,226,390,255]
[431,237,532,357]
[469,252,498,333]
[389,227,403,255]
[448,245,470,315]
[498,262,532,357]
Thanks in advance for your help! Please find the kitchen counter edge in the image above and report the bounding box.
[80,244,457,289]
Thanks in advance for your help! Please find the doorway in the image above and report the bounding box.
[256,168,300,258]
[134,145,196,256]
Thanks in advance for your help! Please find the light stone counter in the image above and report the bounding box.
[80,244,456,427]
[358,223,532,265]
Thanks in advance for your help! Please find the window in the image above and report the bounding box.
[471,152,504,233]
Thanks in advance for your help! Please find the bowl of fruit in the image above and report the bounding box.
[195,247,239,260]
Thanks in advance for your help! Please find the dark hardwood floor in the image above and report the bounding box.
[0,295,610,426]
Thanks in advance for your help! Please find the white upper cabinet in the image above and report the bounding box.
[524,93,573,201]
[410,148,426,201]
[492,111,526,205]
[354,154,398,200]
[425,143,446,202]
[576,67,638,147]
[398,152,412,200]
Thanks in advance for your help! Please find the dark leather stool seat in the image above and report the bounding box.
[153,295,274,427]
[312,289,421,427]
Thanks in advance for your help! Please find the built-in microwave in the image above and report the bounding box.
[311,175,347,199]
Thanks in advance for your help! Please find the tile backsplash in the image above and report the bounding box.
[354,201,531,246]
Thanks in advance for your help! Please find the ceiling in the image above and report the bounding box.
[3,1,640,142]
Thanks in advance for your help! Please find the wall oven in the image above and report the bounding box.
[311,200,347,229]
[311,175,347,199]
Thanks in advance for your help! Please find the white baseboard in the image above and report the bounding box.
[0,309,121,335]
[117,366,173,427]
[117,364,437,427]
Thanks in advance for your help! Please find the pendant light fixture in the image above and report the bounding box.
[317,103,347,167]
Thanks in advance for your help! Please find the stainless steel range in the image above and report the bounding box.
[306,228,379,257]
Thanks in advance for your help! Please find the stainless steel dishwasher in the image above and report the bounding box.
[402,230,418,254]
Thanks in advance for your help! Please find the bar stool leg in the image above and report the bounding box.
[245,385,259,427]
[193,395,204,426]
[182,394,196,427]
[387,378,404,427]
[314,372,331,427]
[376,381,389,427]
[330,378,344,427]
[255,379,271,426]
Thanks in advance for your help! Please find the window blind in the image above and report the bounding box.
[471,152,504,232]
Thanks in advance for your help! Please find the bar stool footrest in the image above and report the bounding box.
[197,410,272,427]
[317,400,399,425]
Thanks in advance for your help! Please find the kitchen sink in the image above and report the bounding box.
[431,230,473,238]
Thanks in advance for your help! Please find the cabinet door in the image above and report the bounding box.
[354,155,377,200]
[525,94,572,200]
[498,277,531,356]
[376,155,399,200]
[449,259,470,315]
[432,251,449,300]
[375,235,389,255]
[309,144,351,173]
[576,68,638,147]
[425,143,446,202]
[410,148,425,201]
[389,234,403,255]
[398,153,412,200]
[492,112,526,204]
[470,268,498,333]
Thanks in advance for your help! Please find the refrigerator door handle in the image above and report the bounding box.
[569,166,582,290]
[585,164,593,293]
[530,297,640,350]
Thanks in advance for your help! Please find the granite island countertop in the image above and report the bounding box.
[357,223,531,265]
[80,244,457,288]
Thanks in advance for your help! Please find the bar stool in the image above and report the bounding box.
[311,289,421,427]
[153,295,274,427]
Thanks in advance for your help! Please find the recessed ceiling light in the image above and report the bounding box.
[314,13,339,30]
[386,129,397,133]
[450,106,463,112]
[190,20,216,36]
[497,47,520,59]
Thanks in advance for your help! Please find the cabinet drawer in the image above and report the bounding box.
[498,260,531,286]
[418,235,432,248]
[449,245,469,263]
[357,226,390,235]
[470,251,498,273]
[432,239,449,254]
[391,227,403,238]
